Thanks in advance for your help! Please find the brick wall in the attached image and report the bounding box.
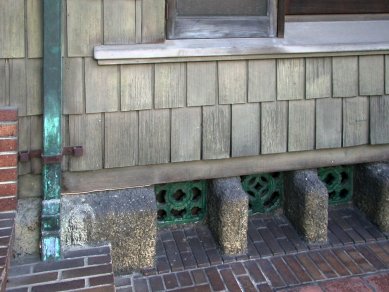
[0,107,18,212]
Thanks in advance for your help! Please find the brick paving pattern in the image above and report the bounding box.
[6,245,115,291]
[0,212,15,291]
[116,206,389,291]
[6,206,389,291]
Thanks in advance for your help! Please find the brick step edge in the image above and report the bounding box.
[0,211,16,291]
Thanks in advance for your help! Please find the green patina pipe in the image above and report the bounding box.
[41,0,62,261]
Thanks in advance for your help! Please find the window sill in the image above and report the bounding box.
[94,20,389,65]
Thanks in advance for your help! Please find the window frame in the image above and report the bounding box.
[166,0,284,39]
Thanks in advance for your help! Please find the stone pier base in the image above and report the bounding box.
[61,187,157,274]
[284,170,328,244]
[354,163,389,232]
[208,177,248,255]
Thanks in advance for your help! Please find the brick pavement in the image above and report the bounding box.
[116,206,389,291]
[6,206,389,291]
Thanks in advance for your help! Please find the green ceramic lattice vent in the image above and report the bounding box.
[241,172,284,215]
[318,166,353,205]
[155,181,207,226]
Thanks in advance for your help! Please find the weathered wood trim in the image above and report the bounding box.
[62,145,389,194]
[95,21,389,65]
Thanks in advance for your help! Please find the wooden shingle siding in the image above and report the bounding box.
[9,59,27,116]
[261,101,288,154]
[135,0,142,43]
[0,60,8,106]
[232,103,260,157]
[30,115,42,174]
[62,116,70,171]
[343,96,369,147]
[63,58,84,114]
[85,58,119,113]
[332,56,358,98]
[248,60,276,102]
[359,55,385,96]
[67,0,102,57]
[27,0,43,58]
[69,114,103,171]
[187,62,217,107]
[316,98,342,149]
[155,63,186,109]
[139,109,170,165]
[0,0,24,58]
[26,59,43,116]
[103,0,136,45]
[105,111,138,168]
[141,0,165,43]
[370,96,389,145]
[18,117,31,175]
[277,58,305,100]
[306,58,332,99]
[203,105,231,160]
[171,107,202,162]
[288,100,315,151]
[121,64,153,111]
[218,61,247,104]
[385,55,389,94]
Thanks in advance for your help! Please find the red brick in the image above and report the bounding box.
[321,277,373,292]
[163,274,178,290]
[0,109,17,122]
[205,267,225,291]
[33,258,85,273]
[364,273,389,292]
[75,285,115,292]
[148,276,164,292]
[271,257,299,285]
[332,248,363,275]
[257,259,286,288]
[87,254,111,266]
[172,284,212,292]
[0,197,17,212]
[296,253,325,281]
[244,260,266,283]
[0,227,12,237]
[0,124,17,137]
[0,183,17,197]
[0,139,17,152]
[283,255,312,283]
[30,279,85,292]
[64,245,111,259]
[0,154,17,167]
[89,274,114,286]
[237,275,257,292]
[176,271,193,287]
[61,264,112,280]
[282,285,323,292]
[191,269,207,284]
[0,168,17,182]
[220,269,241,291]
[7,272,58,287]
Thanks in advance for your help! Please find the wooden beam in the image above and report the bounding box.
[63,145,389,194]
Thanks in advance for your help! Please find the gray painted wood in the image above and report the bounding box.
[85,58,119,113]
[9,59,27,116]
[343,96,369,147]
[370,95,389,145]
[67,0,102,57]
[203,105,231,160]
[316,98,342,149]
[103,0,136,45]
[261,101,287,154]
[0,60,9,106]
[135,0,142,43]
[306,57,332,99]
[27,0,43,58]
[277,58,305,100]
[142,0,165,43]
[26,59,43,116]
[139,109,170,165]
[218,61,247,104]
[385,55,389,94]
[332,56,358,98]
[30,115,42,174]
[187,62,217,106]
[171,107,201,162]
[64,145,389,194]
[0,0,24,58]
[121,64,153,111]
[232,103,260,157]
[63,58,84,114]
[155,63,186,109]
[359,55,385,96]
[105,111,138,168]
[69,113,103,171]
[18,117,31,175]
[288,100,315,151]
[248,59,276,102]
